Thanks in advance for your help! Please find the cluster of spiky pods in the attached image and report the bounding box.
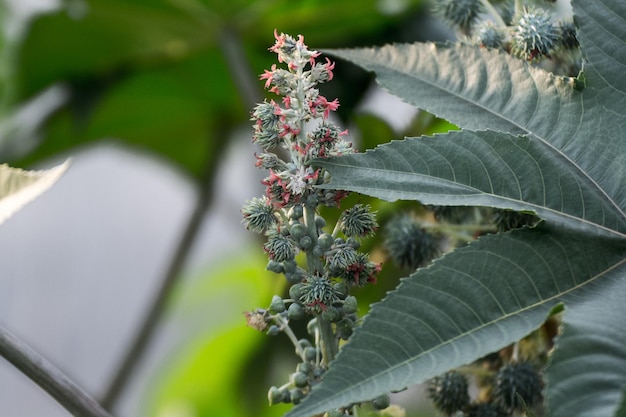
[242,31,384,415]
[433,0,581,75]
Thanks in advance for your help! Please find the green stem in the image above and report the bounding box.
[316,315,338,365]
[479,0,508,28]
[273,314,306,360]
[515,0,524,15]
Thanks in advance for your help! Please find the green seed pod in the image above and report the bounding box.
[304,347,318,362]
[288,302,306,320]
[494,362,543,410]
[291,371,309,388]
[286,270,305,285]
[290,223,307,240]
[384,213,445,270]
[290,388,306,405]
[338,204,378,238]
[289,284,304,300]
[266,260,284,274]
[432,0,483,32]
[269,295,286,313]
[493,209,539,232]
[336,318,354,340]
[299,235,314,250]
[428,371,470,414]
[241,196,277,234]
[342,295,358,314]
[317,233,334,250]
[372,394,390,410]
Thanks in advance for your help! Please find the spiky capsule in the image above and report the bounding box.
[428,371,470,414]
[384,213,445,270]
[511,7,560,61]
[493,361,544,410]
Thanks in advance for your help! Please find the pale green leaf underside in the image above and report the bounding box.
[0,160,70,227]
[546,275,626,417]
[314,130,626,239]
[286,226,626,417]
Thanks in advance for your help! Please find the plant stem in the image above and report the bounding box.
[479,0,508,28]
[0,324,113,417]
[302,206,338,364]
[272,314,306,360]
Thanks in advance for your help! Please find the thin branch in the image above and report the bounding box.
[100,25,261,411]
[100,141,219,410]
[0,323,113,417]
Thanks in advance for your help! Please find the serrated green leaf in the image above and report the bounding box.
[0,160,69,226]
[287,0,626,416]
[314,130,625,238]
[286,226,626,417]
[546,275,626,417]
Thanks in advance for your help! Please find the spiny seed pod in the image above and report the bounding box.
[427,371,470,414]
[475,21,506,49]
[299,275,341,314]
[326,245,358,276]
[432,0,483,33]
[384,213,445,270]
[264,232,296,262]
[466,402,509,417]
[511,7,560,61]
[430,205,477,224]
[338,204,378,238]
[558,20,579,50]
[493,362,544,410]
[493,209,538,232]
[241,196,276,233]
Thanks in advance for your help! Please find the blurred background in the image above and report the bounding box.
[0,0,457,416]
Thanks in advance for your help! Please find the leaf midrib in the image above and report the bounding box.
[318,159,626,240]
[308,253,626,411]
[348,47,626,232]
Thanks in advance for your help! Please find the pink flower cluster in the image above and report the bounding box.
[250,31,354,209]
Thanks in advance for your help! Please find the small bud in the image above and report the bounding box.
[283,259,297,274]
[299,235,314,250]
[317,233,334,250]
[321,306,342,322]
[266,260,284,274]
[289,283,304,300]
[290,388,306,405]
[291,371,309,388]
[306,318,318,335]
[304,347,318,361]
[312,244,324,257]
[372,394,390,410]
[297,361,313,374]
[269,295,286,313]
[342,295,358,314]
[290,223,307,240]
[290,204,304,220]
[315,215,326,228]
[267,325,281,336]
[268,386,283,405]
[288,302,306,320]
